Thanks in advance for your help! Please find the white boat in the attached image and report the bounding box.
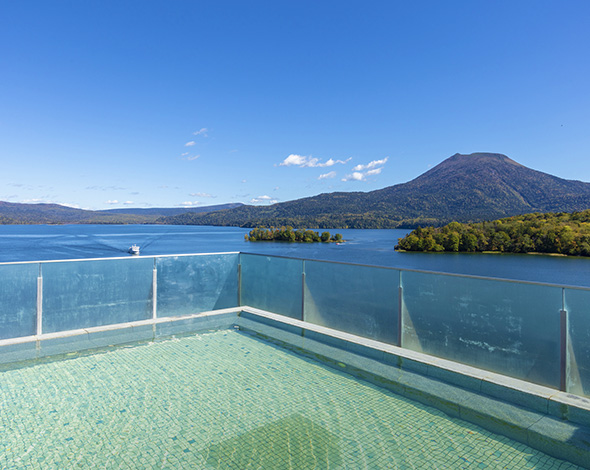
[128,244,140,255]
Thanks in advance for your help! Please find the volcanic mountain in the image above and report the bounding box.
[161,153,590,228]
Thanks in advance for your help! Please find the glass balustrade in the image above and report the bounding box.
[0,253,588,398]
[401,271,563,389]
[239,254,303,320]
[304,260,399,345]
[0,263,38,339]
[41,258,154,333]
[156,253,239,317]
[565,287,590,397]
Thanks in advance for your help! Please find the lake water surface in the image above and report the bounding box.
[0,224,588,287]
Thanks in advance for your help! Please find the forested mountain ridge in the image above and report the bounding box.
[161,153,590,228]
[0,201,242,224]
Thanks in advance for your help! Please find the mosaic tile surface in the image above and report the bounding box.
[0,330,582,469]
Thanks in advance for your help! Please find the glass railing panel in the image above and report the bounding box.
[156,253,239,317]
[0,263,38,340]
[42,258,154,333]
[402,271,562,389]
[565,288,590,397]
[304,260,399,344]
[240,254,303,319]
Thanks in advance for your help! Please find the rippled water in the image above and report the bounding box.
[0,224,588,287]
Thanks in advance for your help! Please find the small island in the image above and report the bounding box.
[245,226,343,243]
[396,210,590,257]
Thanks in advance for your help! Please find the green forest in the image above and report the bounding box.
[246,227,343,243]
[396,210,590,257]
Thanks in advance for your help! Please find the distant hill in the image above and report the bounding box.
[102,204,242,217]
[160,153,590,228]
[0,201,243,225]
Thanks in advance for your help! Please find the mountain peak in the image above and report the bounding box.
[447,152,523,166]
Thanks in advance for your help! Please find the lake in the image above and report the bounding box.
[0,224,588,287]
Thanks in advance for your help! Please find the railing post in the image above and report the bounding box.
[36,264,43,336]
[398,270,403,348]
[560,288,568,392]
[301,260,306,322]
[152,259,158,320]
[237,262,242,307]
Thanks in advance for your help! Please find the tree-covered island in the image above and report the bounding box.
[396,210,590,257]
[245,226,343,243]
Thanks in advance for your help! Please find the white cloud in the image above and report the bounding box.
[241,179,247,183]
[341,172,365,182]
[106,200,119,204]
[318,171,337,180]
[123,201,134,205]
[185,141,196,147]
[279,154,350,168]
[181,152,189,157]
[193,128,208,136]
[280,154,307,166]
[250,195,278,204]
[180,201,200,207]
[344,157,388,182]
[189,192,213,198]
[183,155,200,161]
[352,157,389,171]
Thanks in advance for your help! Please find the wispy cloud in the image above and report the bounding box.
[250,195,278,204]
[181,152,189,157]
[318,171,337,180]
[352,157,389,171]
[86,185,126,191]
[193,128,208,136]
[279,154,350,168]
[123,201,134,205]
[179,201,200,207]
[105,200,119,204]
[183,155,200,161]
[343,157,388,182]
[185,141,196,147]
[189,192,214,198]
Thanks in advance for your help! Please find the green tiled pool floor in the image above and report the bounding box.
[0,330,581,469]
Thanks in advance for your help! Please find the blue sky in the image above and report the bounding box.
[1,1,589,210]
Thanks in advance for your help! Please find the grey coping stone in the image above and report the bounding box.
[239,310,303,337]
[527,416,590,468]
[397,356,429,376]
[0,341,38,365]
[480,378,550,415]
[459,392,543,444]
[154,313,236,338]
[237,317,304,349]
[548,393,590,428]
[86,324,154,349]
[39,333,93,358]
[303,329,385,362]
[395,368,471,420]
[426,362,484,393]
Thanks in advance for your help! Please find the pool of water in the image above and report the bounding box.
[0,330,581,469]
